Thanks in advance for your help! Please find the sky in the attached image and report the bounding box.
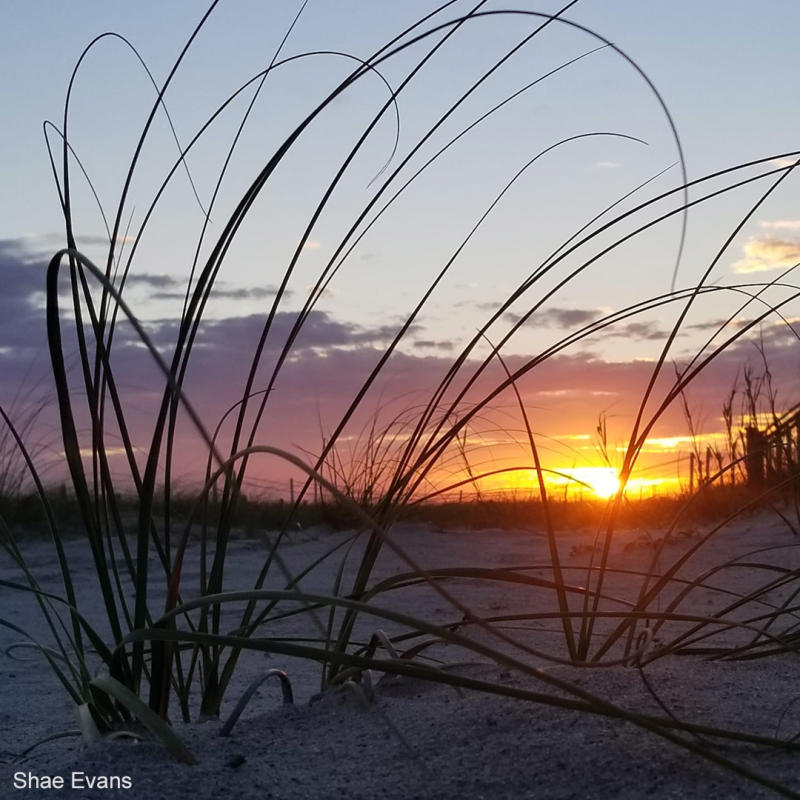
[2,1,800,499]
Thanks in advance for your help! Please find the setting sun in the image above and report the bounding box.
[562,467,621,499]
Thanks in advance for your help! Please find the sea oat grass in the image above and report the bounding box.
[2,3,800,797]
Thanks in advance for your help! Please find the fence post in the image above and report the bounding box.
[745,426,766,487]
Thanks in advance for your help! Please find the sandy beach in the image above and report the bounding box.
[3,514,800,799]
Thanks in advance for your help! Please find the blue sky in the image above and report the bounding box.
[2,1,800,492]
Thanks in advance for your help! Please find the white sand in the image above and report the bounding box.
[2,514,800,798]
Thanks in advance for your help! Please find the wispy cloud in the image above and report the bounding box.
[78,233,137,247]
[759,219,800,231]
[594,160,620,169]
[123,273,289,302]
[770,158,799,169]
[733,237,800,273]
[540,307,602,328]
[124,273,182,289]
[603,321,670,341]
[685,318,728,332]
[413,339,455,351]
[504,308,663,340]
[505,307,602,328]
[150,286,286,302]
[8,231,136,252]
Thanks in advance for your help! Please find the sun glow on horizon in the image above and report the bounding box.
[562,467,621,499]
[470,462,680,501]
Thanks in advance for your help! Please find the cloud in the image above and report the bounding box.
[413,339,455,351]
[6,299,800,493]
[124,273,182,290]
[759,220,800,231]
[539,308,602,328]
[4,238,800,493]
[214,286,285,301]
[4,231,135,255]
[0,239,399,358]
[147,291,192,301]
[302,240,321,250]
[733,237,800,273]
[603,321,670,341]
[770,158,799,169]
[685,318,766,335]
[131,310,416,361]
[148,286,285,302]
[685,318,732,332]
[115,273,291,303]
[0,240,50,351]
[503,308,666,340]
[594,161,620,169]
[76,233,137,247]
[504,307,602,328]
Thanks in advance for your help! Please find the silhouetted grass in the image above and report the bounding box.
[2,2,800,796]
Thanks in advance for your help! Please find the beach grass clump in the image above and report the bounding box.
[2,2,800,795]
